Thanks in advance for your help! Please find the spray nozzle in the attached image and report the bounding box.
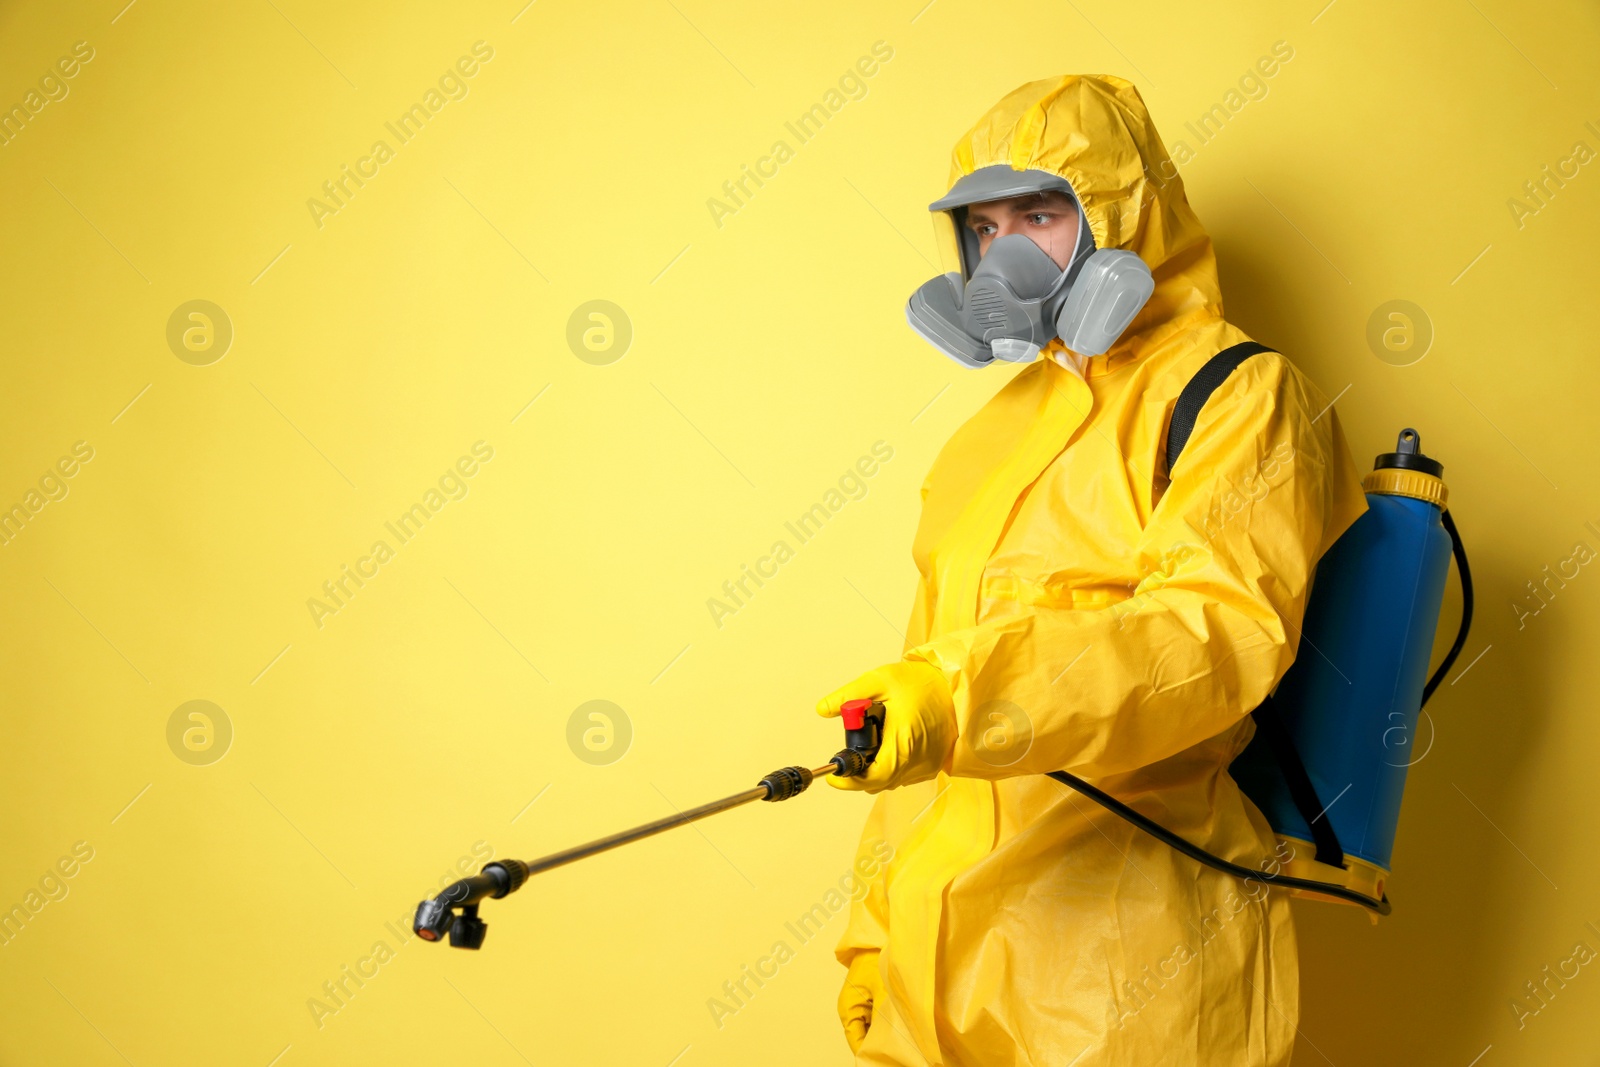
[413,860,529,949]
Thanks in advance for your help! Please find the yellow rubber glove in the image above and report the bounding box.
[837,949,883,1054]
[818,660,956,792]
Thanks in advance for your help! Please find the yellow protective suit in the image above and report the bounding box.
[834,75,1369,1066]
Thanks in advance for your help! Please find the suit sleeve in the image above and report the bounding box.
[905,355,1370,780]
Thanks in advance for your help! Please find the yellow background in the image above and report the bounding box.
[1,0,1597,1063]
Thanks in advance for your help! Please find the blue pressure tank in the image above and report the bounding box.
[1230,429,1455,908]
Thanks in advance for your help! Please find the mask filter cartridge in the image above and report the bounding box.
[905,167,1155,369]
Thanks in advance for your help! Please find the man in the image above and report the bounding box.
[816,74,1367,1066]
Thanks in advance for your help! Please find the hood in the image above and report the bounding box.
[943,75,1223,360]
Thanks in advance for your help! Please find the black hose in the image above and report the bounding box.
[1046,769,1392,915]
[1048,505,1474,917]
[1421,509,1472,707]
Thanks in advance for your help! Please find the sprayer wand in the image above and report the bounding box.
[413,699,885,949]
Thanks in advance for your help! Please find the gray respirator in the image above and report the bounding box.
[905,166,1155,369]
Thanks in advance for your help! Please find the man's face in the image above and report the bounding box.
[964,190,1081,270]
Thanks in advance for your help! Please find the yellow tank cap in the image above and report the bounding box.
[1364,428,1448,508]
[1363,466,1448,508]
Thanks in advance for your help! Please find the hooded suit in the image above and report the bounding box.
[834,74,1368,1067]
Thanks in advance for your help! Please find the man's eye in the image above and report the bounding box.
[974,224,997,236]
[1028,213,1052,225]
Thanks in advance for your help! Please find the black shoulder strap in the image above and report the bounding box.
[1251,696,1346,869]
[1164,341,1276,476]
[1163,340,1346,869]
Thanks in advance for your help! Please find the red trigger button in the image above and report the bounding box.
[840,699,874,730]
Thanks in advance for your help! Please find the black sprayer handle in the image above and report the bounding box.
[829,698,885,778]
[763,698,887,797]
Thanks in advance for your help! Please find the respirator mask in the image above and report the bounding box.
[905,165,1156,369]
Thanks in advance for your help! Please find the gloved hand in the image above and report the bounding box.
[837,949,883,1054]
[818,659,956,792]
